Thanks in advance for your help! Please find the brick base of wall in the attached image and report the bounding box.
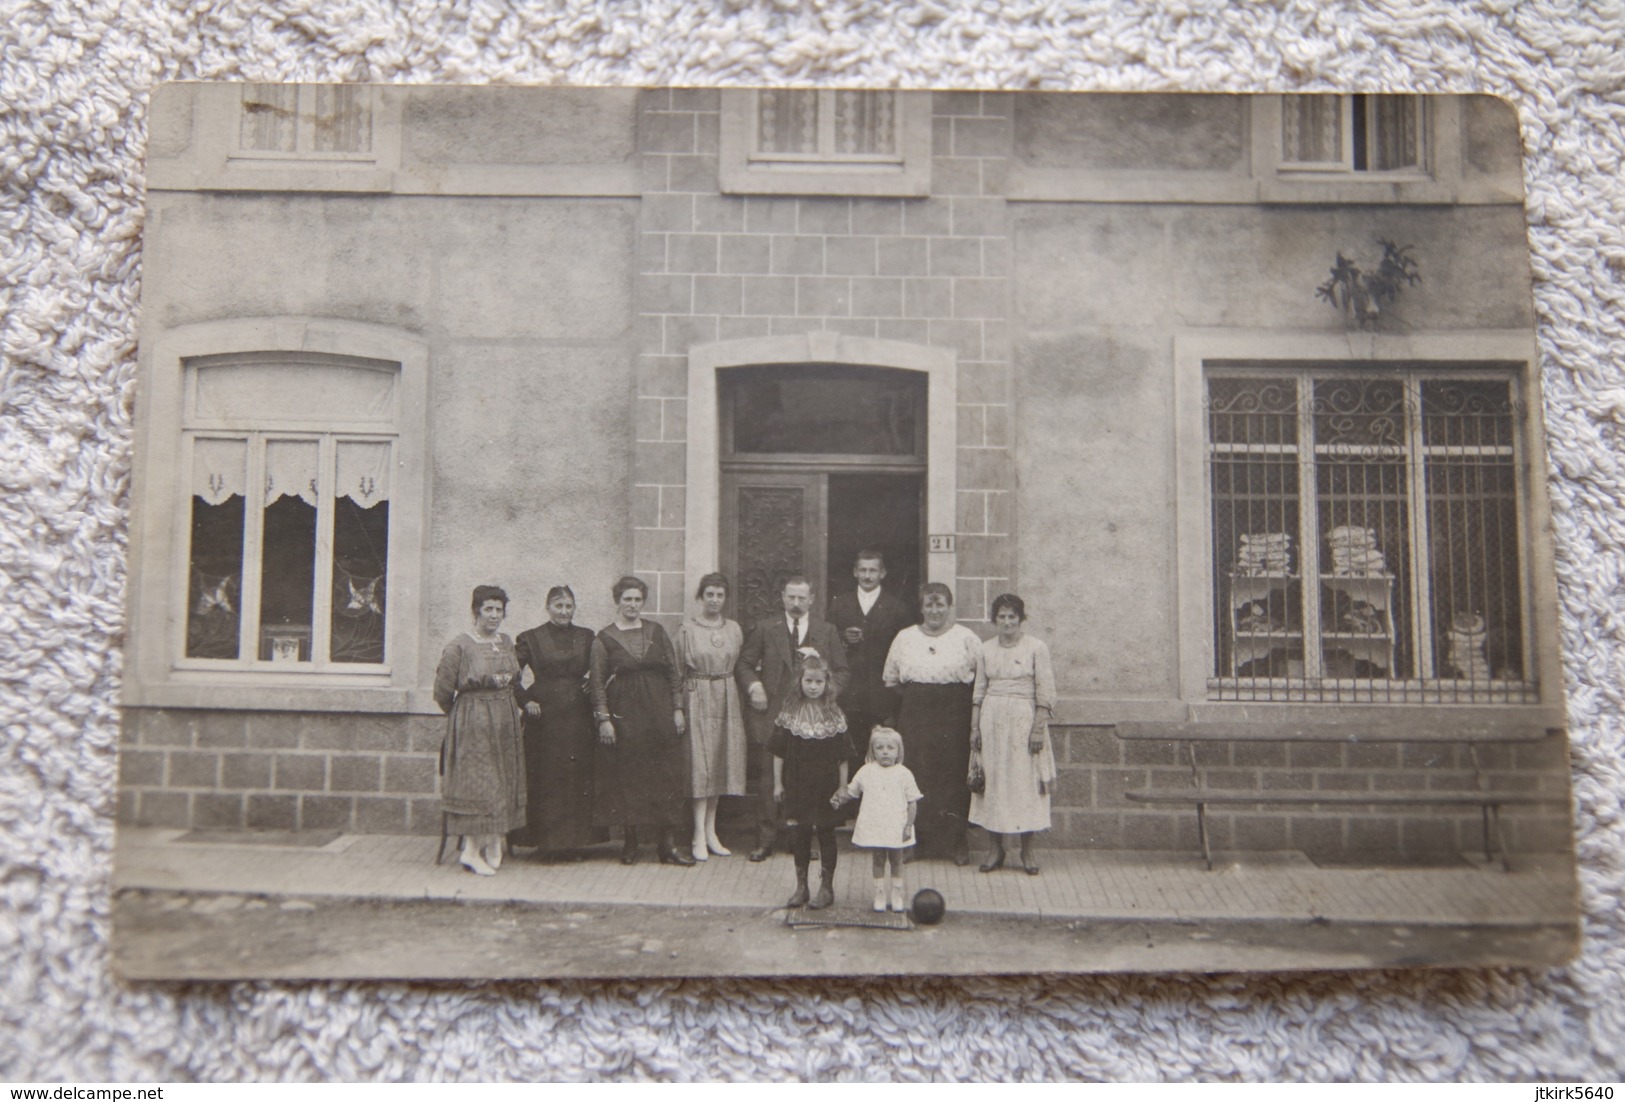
[119,709,1573,861]
[1048,725,1574,863]
[118,708,447,836]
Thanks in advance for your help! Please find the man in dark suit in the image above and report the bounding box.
[735,575,849,861]
[826,549,911,768]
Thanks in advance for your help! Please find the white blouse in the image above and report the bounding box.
[882,624,981,686]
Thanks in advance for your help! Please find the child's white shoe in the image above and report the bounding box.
[890,884,907,912]
[873,880,887,912]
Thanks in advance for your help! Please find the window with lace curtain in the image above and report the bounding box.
[752,90,899,162]
[1280,94,1425,174]
[181,354,397,670]
[237,84,374,159]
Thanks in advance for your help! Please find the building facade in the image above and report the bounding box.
[121,86,1571,862]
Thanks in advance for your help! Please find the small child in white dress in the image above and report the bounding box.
[832,727,922,912]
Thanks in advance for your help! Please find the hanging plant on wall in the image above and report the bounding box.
[1316,238,1421,328]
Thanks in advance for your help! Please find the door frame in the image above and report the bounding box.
[684,332,957,603]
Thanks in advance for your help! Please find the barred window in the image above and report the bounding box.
[1281,94,1424,174]
[1207,368,1532,703]
[181,355,397,670]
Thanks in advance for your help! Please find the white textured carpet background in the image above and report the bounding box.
[2,0,1623,1081]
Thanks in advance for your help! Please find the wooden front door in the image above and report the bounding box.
[721,470,828,624]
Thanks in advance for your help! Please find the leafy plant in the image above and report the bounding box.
[1316,238,1421,327]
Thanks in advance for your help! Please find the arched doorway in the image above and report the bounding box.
[684,332,958,616]
[719,363,926,622]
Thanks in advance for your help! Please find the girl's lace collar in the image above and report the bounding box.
[776,698,847,739]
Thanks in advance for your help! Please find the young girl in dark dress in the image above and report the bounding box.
[770,654,854,910]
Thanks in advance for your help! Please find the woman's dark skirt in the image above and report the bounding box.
[894,681,974,858]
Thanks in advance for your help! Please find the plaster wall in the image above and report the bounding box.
[1013,93,1247,173]
[139,190,639,687]
[1009,200,1537,703]
[401,86,638,167]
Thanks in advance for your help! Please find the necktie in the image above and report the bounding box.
[789,614,801,651]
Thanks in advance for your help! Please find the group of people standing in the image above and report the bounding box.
[432,552,1058,910]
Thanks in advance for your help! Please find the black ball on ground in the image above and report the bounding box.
[910,888,946,925]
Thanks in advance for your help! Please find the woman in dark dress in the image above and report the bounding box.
[508,585,601,854]
[881,581,981,866]
[588,575,696,866]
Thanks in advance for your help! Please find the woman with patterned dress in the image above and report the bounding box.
[881,582,982,865]
[508,585,601,853]
[676,572,748,862]
[434,585,526,877]
[589,575,695,867]
[969,593,1057,876]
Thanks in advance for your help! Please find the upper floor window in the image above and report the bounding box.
[1206,367,1534,704]
[238,84,374,160]
[753,90,898,162]
[719,90,932,197]
[181,354,398,672]
[1280,94,1425,175]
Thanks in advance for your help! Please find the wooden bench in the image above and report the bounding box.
[1115,721,1562,872]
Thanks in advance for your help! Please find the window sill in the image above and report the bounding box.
[1206,678,1539,706]
[122,677,442,716]
[718,159,931,198]
[1123,703,1565,742]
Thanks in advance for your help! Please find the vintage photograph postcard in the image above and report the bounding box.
[112,86,1578,979]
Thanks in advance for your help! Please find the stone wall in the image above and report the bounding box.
[119,708,446,835]
[1049,726,1571,860]
[118,705,1573,862]
[630,89,1019,624]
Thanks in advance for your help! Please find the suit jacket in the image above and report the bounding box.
[826,587,911,719]
[735,615,849,745]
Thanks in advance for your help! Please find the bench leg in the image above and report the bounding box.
[1197,802,1213,871]
[1491,803,1512,872]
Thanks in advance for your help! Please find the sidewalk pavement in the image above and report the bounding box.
[112,828,1577,927]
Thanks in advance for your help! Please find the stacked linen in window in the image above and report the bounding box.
[1236,532,1292,575]
[1446,613,1492,680]
[1328,526,1388,575]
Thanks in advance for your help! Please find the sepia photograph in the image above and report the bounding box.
[110,84,1579,980]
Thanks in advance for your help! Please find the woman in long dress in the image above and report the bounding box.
[434,585,526,877]
[509,585,601,853]
[881,581,982,865]
[970,592,1057,876]
[676,572,748,862]
[589,575,695,866]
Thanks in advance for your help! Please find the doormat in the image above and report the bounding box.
[784,909,912,930]
[175,830,341,849]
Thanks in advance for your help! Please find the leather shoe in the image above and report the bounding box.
[748,847,772,862]
[659,845,697,867]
